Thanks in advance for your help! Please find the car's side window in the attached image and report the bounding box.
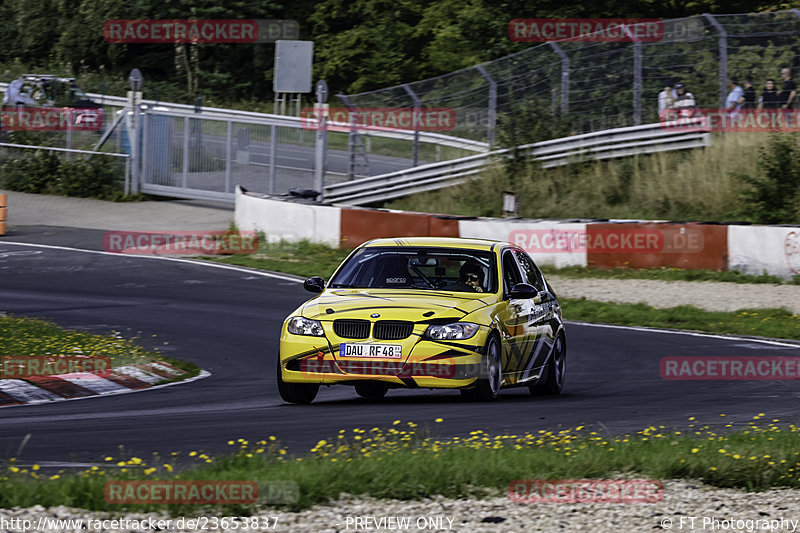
[502,251,523,296]
[513,250,545,292]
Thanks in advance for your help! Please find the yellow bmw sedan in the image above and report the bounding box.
[277,237,566,403]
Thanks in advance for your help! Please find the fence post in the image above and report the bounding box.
[65,113,73,160]
[124,157,131,196]
[182,116,189,190]
[129,108,140,195]
[140,111,149,186]
[224,120,232,193]
[476,65,497,147]
[633,41,642,126]
[547,42,569,114]
[314,80,328,201]
[403,83,421,167]
[269,124,277,194]
[338,93,371,180]
[703,14,728,109]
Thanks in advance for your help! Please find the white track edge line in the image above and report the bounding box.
[566,320,800,348]
[0,241,304,282]
[0,370,212,410]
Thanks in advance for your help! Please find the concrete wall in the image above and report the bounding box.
[459,220,587,268]
[234,188,800,279]
[729,225,800,279]
[234,187,341,246]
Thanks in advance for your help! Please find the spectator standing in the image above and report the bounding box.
[758,79,780,110]
[672,82,696,116]
[741,78,756,110]
[726,79,744,115]
[779,68,796,109]
[658,80,677,116]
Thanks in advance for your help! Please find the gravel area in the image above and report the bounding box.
[3,480,800,532]
[548,275,800,315]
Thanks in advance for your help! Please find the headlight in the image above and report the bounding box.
[287,316,325,336]
[425,322,479,340]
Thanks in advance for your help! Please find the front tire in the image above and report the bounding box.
[354,382,388,399]
[276,359,319,404]
[461,335,502,401]
[530,334,566,396]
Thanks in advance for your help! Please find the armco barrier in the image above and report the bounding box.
[0,193,6,235]
[587,223,728,270]
[340,208,459,249]
[729,225,800,279]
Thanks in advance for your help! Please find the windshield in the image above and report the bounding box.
[328,247,497,293]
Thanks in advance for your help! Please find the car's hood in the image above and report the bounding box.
[301,289,496,321]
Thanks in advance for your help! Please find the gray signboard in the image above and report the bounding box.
[273,40,314,93]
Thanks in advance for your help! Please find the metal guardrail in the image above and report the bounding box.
[0,83,488,153]
[324,120,711,205]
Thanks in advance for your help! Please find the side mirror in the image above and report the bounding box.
[508,282,538,300]
[303,276,325,293]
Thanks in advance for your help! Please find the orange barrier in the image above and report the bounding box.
[339,208,459,248]
[586,223,728,270]
[0,193,6,236]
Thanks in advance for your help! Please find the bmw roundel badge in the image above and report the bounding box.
[371,313,380,318]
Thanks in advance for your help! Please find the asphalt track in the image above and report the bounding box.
[1,233,799,468]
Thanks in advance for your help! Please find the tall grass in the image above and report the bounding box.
[388,132,768,221]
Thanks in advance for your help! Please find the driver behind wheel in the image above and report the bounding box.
[459,262,485,292]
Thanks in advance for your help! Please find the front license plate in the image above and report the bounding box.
[339,343,402,359]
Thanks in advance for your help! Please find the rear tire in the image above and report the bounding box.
[461,335,502,401]
[276,359,319,404]
[530,334,565,396]
[354,382,388,399]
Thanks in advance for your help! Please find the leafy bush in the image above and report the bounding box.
[0,151,122,199]
[0,151,61,193]
[734,133,800,224]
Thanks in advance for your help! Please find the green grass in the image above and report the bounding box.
[542,265,800,285]
[386,131,784,222]
[0,315,199,378]
[562,299,800,341]
[205,239,352,280]
[2,418,799,512]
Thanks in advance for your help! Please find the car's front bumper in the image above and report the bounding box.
[279,321,485,389]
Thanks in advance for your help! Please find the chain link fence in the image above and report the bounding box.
[339,11,800,145]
